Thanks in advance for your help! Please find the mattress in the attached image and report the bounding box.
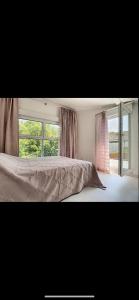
[0,154,105,202]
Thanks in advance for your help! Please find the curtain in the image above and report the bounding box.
[0,98,19,156]
[60,107,77,158]
[95,112,110,172]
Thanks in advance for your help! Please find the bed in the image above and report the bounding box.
[0,154,105,202]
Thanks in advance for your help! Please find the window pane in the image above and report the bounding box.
[108,117,119,159]
[44,140,59,156]
[122,114,129,170]
[108,115,119,175]
[19,139,42,158]
[19,119,42,136]
[123,115,128,132]
[45,124,60,139]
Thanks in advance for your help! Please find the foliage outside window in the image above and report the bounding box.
[19,118,60,158]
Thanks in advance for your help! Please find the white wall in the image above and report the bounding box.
[19,98,59,122]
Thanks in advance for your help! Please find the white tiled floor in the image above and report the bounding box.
[63,172,138,202]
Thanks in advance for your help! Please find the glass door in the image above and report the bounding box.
[121,103,130,176]
[107,106,120,175]
[122,113,129,174]
[107,100,138,177]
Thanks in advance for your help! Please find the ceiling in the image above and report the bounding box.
[31,98,138,111]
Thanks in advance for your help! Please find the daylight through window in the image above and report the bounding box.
[19,118,60,158]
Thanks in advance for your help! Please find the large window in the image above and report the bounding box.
[19,117,60,158]
[108,112,130,175]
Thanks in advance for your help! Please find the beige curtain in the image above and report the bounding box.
[60,107,77,158]
[0,98,19,156]
[95,112,110,173]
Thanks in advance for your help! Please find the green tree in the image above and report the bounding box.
[19,120,59,158]
[44,140,59,156]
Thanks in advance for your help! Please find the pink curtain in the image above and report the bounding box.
[0,98,19,156]
[60,107,77,158]
[95,112,110,172]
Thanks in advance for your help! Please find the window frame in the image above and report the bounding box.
[107,111,131,173]
[19,114,60,157]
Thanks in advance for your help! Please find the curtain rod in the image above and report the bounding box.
[44,99,75,111]
[95,105,118,115]
[95,100,136,115]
